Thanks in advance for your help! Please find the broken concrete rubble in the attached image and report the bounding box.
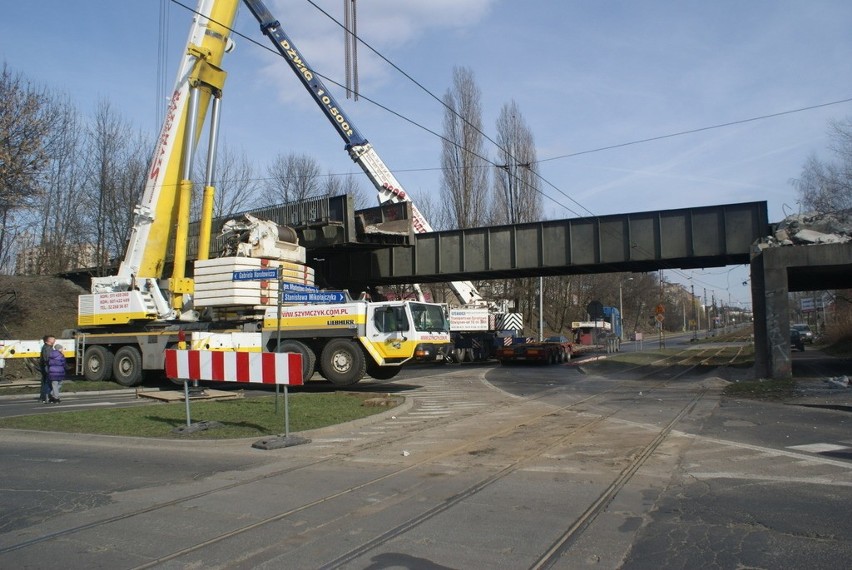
[755,209,852,253]
[824,375,850,389]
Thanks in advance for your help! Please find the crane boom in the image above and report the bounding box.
[90,0,239,319]
[242,0,483,305]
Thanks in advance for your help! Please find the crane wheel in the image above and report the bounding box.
[276,340,316,382]
[319,339,366,386]
[83,345,114,382]
[112,346,143,387]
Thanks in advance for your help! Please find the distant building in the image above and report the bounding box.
[15,243,100,275]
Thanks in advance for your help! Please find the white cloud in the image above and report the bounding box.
[258,0,496,104]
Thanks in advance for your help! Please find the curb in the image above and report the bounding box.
[0,387,137,401]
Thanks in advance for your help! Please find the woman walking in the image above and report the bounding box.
[47,344,66,404]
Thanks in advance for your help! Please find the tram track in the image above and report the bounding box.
[1,360,727,568]
[0,367,608,557]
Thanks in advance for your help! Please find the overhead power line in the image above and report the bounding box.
[537,97,852,164]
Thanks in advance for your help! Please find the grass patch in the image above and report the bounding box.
[585,343,755,374]
[691,330,753,344]
[599,350,676,365]
[723,377,795,400]
[0,393,397,439]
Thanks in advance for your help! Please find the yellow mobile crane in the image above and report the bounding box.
[1,0,450,387]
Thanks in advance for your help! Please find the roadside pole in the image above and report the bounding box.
[183,380,191,427]
[276,265,283,415]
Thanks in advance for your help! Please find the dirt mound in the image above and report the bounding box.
[0,275,84,341]
[0,275,85,380]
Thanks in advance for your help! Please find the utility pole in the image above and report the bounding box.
[538,276,543,341]
[691,283,698,340]
[619,277,632,341]
[711,291,717,336]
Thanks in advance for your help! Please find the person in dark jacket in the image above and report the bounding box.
[39,335,55,403]
[47,344,66,404]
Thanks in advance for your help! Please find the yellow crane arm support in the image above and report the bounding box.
[115,0,239,286]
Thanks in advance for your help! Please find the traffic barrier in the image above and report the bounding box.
[164,349,303,385]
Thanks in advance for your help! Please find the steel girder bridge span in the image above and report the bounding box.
[314,201,769,288]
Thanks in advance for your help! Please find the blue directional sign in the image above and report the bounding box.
[283,291,347,304]
[280,282,319,293]
[232,268,280,281]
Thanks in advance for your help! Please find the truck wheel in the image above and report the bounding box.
[83,345,114,382]
[277,340,316,382]
[113,346,143,387]
[319,339,365,386]
[366,362,401,380]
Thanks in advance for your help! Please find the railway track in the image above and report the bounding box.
[0,360,731,568]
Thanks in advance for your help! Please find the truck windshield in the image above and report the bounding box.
[374,306,409,333]
[409,303,449,332]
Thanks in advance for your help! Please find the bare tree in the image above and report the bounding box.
[493,100,541,224]
[322,170,370,209]
[792,117,852,214]
[490,101,543,325]
[192,142,259,220]
[84,100,149,273]
[540,275,583,334]
[439,66,490,230]
[261,152,322,206]
[34,96,89,274]
[0,64,57,273]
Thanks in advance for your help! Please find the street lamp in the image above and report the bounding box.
[619,277,633,341]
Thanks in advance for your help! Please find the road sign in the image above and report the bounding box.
[655,304,666,315]
[280,282,319,293]
[586,300,604,319]
[283,291,346,304]
[655,313,665,323]
[232,268,279,281]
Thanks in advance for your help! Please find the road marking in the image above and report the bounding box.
[687,435,852,468]
[45,402,119,408]
[689,472,852,486]
[787,443,850,453]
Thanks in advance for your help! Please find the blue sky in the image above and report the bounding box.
[4,0,852,307]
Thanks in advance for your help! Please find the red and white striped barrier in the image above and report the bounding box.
[164,350,303,385]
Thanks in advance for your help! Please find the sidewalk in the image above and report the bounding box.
[786,377,852,411]
[0,377,135,400]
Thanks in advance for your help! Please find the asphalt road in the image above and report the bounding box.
[1,346,851,569]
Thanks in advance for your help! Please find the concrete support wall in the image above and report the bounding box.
[752,242,852,379]
[751,252,792,379]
